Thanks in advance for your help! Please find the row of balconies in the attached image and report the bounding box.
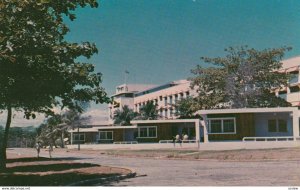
[134,91,191,112]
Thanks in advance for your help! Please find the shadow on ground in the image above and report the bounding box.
[0,158,125,186]
[0,171,122,186]
[6,157,87,163]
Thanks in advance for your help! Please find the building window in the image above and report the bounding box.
[268,120,277,132]
[210,120,222,133]
[73,133,85,141]
[268,119,288,133]
[186,91,190,97]
[278,119,288,132]
[159,96,162,101]
[169,96,173,104]
[170,108,173,117]
[223,119,235,133]
[175,94,178,102]
[290,86,300,93]
[164,109,168,118]
[208,118,236,134]
[99,131,113,140]
[164,97,167,106]
[138,126,157,138]
[180,93,184,99]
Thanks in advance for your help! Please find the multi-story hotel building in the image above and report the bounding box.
[70,57,300,145]
[109,56,300,125]
[276,56,300,106]
[108,79,197,125]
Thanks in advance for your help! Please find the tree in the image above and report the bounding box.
[0,1,110,170]
[135,101,158,120]
[190,46,292,109]
[37,103,91,150]
[174,97,198,119]
[113,106,137,126]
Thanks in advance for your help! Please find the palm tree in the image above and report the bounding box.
[137,101,158,120]
[113,105,137,126]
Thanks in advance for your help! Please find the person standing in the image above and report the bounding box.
[49,143,53,158]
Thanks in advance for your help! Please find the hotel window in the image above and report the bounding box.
[73,133,85,141]
[210,120,222,133]
[278,119,288,132]
[164,97,167,106]
[170,108,173,117]
[138,126,157,138]
[164,109,168,118]
[223,119,235,133]
[159,96,162,101]
[208,118,236,134]
[289,70,299,84]
[268,119,288,133]
[180,93,184,99]
[268,119,277,132]
[139,128,148,138]
[290,86,300,93]
[99,131,113,140]
[169,96,173,104]
[186,91,190,97]
[175,94,178,102]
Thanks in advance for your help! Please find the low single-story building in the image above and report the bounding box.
[197,107,300,142]
[68,107,300,144]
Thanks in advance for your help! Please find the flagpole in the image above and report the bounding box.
[124,70,129,85]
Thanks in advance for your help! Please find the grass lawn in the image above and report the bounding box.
[0,156,131,186]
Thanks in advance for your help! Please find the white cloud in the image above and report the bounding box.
[0,111,46,127]
[0,107,109,127]
[82,108,108,125]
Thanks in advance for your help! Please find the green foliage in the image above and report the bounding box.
[136,101,158,120]
[0,0,109,169]
[37,108,90,147]
[174,97,199,119]
[7,126,37,148]
[113,106,137,126]
[0,0,109,118]
[190,46,292,109]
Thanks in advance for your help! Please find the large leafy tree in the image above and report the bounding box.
[0,1,110,170]
[190,46,292,109]
[174,97,198,119]
[113,106,137,126]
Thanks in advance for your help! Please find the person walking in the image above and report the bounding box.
[35,142,41,158]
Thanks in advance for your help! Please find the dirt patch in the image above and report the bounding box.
[90,147,300,162]
[1,154,132,186]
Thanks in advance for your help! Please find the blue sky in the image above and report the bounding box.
[2,0,300,127]
[65,0,300,96]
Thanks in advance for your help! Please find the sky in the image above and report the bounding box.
[2,0,300,127]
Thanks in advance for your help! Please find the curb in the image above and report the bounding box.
[67,170,137,186]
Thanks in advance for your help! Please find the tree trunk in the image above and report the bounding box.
[0,106,12,171]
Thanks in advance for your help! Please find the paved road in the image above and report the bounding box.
[7,148,300,186]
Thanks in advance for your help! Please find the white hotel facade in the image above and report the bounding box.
[108,79,197,124]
